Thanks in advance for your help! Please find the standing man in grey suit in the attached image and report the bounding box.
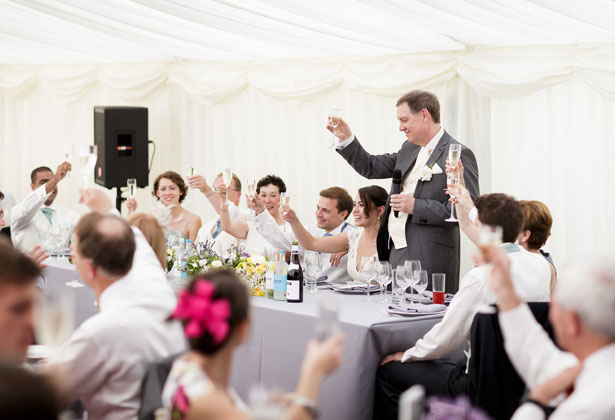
[329,90,479,293]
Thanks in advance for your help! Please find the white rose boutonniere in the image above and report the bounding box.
[419,165,433,182]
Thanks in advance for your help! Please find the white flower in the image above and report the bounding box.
[251,255,266,265]
[419,166,433,182]
[199,259,208,266]
[211,260,223,268]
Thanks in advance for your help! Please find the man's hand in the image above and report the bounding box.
[446,184,474,213]
[528,364,583,405]
[187,175,211,195]
[390,194,415,214]
[380,352,404,366]
[249,194,265,215]
[326,116,352,142]
[27,245,50,269]
[484,246,522,311]
[283,208,299,224]
[79,188,113,214]
[54,161,72,183]
[329,251,347,267]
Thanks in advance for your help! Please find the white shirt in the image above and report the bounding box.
[402,244,551,363]
[502,304,615,420]
[48,225,186,420]
[9,185,79,252]
[388,127,444,249]
[196,203,253,256]
[254,209,356,284]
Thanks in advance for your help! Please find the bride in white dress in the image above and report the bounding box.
[285,185,388,283]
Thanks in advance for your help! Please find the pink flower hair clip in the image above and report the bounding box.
[171,279,231,344]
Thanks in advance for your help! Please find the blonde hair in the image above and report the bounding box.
[128,213,166,269]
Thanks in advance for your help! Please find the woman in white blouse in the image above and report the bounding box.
[284,185,387,283]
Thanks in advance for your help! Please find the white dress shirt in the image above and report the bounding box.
[196,203,253,256]
[9,185,79,252]
[502,304,615,420]
[402,244,551,363]
[254,209,356,284]
[48,225,186,420]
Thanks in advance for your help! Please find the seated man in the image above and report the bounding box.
[46,188,185,420]
[0,241,40,364]
[374,193,551,420]
[486,248,615,420]
[10,163,78,252]
[252,186,356,284]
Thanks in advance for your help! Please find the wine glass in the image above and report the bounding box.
[448,144,462,169]
[126,178,137,214]
[375,261,391,304]
[222,168,233,204]
[34,292,75,354]
[246,178,256,200]
[415,270,428,305]
[78,145,98,189]
[360,255,377,302]
[445,171,461,222]
[63,144,74,177]
[328,107,342,148]
[304,251,322,293]
[404,260,421,304]
[395,265,410,309]
[280,193,291,232]
[65,269,85,288]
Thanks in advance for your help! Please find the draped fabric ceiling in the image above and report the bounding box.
[1,0,614,267]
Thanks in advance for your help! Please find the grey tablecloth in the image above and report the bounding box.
[231,291,445,420]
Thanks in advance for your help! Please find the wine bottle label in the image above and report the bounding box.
[287,280,300,300]
[266,273,274,290]
[274,274,287,293]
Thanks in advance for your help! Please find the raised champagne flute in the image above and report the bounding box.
[78,145,98,189]
[222,168,233,204]
[478,225,503,254]
[448,144,462,169]
[328,107,342,148]
[127,178,137,214]
[246,178,256,200]
[281,192,291,232]
[63,144,74,178]
[445,171,460,222]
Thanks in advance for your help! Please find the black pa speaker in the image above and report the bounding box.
[94,106,149,189]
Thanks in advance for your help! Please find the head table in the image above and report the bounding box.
[44,258,454,420]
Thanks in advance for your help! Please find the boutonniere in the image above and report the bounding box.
[419,163,434,181]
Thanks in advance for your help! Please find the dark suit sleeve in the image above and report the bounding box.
[413,147,480,226]
[336,136,398,179]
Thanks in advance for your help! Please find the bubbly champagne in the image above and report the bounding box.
[185,165,194,177]
[247,183,256,198]
[128,183,136,198]
[448,149,461,167]
[223,169,232,185]
[79,154,97,177]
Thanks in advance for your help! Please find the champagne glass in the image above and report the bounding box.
[478,225,503,253]
[78,145,98,189]
[34,292,75,353]
[65,269,85,288]
[375,261,391,304]
[127,178,137,214]
[222,168,233,204]
[246,178,257,201]
[280,193,291,232]
[63,144,74,178]
[448,144,462,169]
[415,270,428,305]
[328,107,342,148]
[360,255,377,302]
[445,171,460,222]
[404,260,421,304]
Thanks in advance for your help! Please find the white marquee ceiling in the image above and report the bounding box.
[1,0,615,64]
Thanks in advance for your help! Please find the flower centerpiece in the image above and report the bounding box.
[167,240,268,296]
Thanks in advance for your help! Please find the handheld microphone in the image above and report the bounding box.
[392,169,402,218]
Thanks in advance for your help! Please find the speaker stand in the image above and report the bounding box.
[115,187,126,214]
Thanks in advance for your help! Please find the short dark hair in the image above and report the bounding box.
[181,269,249,355]
[215,172,242,192]
[30,166,53,184]
[520,200,553,250]
[256,175,286,195]
[0,364,61,419]
[476,193,525,243]
[0,242,41,288]
[152,171,188,203]
[396,90,441,124]
[358,185,388,217]
[74,214,136,276]
[0,191,4,201]
[319,187,353,219]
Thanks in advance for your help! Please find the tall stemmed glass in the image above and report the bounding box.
[246,178,256,214]
[415,270,428,305]
[361,255,377,302]
[222,168,233,204]
[305,251,322,293]
[280,193,291,232]
[65,266,85,288]
[79,145,98,189]
[395,265,410,309]
[404,260,421,304]
[445,171,461,222]
[328,107,342,148]
[63,144,74,177]
[375,261,391,304]
[127,178,137,214]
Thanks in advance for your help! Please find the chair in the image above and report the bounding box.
[138,353,180,420]
[466,303,555,420]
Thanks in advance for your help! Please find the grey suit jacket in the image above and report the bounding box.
[337,131,479,292]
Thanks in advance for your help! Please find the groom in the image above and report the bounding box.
[331,90,479,292]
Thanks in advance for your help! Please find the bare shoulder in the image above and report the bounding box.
[186,392,247,420]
